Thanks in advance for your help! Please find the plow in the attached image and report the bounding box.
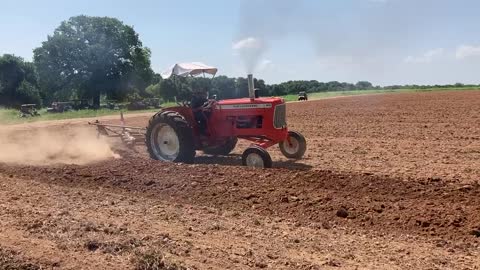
[89,112,145,148]
[90,62,307,168]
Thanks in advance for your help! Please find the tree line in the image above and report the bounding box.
[0,15,477,108]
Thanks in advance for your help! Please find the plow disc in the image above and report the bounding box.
[88,112,146,147]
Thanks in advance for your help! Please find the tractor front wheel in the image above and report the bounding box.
[242,146,272,168]
[279,131,307,159]
[146,111,195,163]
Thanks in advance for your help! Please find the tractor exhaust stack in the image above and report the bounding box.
[247,74,255,100]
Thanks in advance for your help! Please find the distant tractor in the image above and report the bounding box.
[47,102,73,113]
[298,91,308,101]
[103,100,121,110]
[19,104,40,118]
[127,100,148,111]
[71,99,92,110]
[144,98,162,109]
[145,63,307,168]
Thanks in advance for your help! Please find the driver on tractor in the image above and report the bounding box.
[191,88,209,136]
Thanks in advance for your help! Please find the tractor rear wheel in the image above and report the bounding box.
[279,131,307,159]
[146,111,195,163]
[242,146,272,168]
[202,137,238,156]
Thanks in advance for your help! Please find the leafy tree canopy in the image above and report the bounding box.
[0,54,41,107]
[33,15,154,107]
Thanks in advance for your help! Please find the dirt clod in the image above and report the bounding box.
[470,229,480,237]
[336,208,349,218]
[421,221,431,228]
[86,240,100,252]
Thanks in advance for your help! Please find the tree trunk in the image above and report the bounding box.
[93,91,100,109]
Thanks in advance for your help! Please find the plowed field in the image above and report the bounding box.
[1,91,480,269]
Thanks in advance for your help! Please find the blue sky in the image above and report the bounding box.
[1,0,480,85]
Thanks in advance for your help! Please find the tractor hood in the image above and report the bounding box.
[217,97,284,108]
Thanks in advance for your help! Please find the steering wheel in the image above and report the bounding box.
[201,99,216,110]
[177,100,191,107]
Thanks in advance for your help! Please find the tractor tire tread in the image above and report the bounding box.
[242,145,273,168]
[279,131,307,159]
[146,111,195,164]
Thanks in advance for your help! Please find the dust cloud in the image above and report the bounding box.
[0,126,120,165]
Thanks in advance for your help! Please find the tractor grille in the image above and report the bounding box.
[273,104,287,129]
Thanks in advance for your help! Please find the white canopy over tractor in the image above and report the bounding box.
[161,62,218,79]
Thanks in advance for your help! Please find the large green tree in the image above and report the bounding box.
[355,81,373,90]
[0,54,42,107]
[33,15,154,107]
[211,76,236,98]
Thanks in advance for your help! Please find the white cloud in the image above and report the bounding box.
[257,59,274,71]
[232,37,264,51]
[404,48,444,64]
[455,45,480,60]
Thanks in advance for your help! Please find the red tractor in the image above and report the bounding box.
[145,63,306,168]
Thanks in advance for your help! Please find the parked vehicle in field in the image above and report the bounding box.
[144,98,162,109]
[71,99,93,110]
[298,91,308,101]
[47,102,73,113]
[127,98,162,111]
[127,100,148,111]
[19,104,40,118]
[103,100,121,110]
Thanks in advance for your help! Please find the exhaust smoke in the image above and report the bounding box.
[233,37,266,74]
[234,0,302,73]
[231,1,432,84]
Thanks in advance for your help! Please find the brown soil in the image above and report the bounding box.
[1,90,480,269]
